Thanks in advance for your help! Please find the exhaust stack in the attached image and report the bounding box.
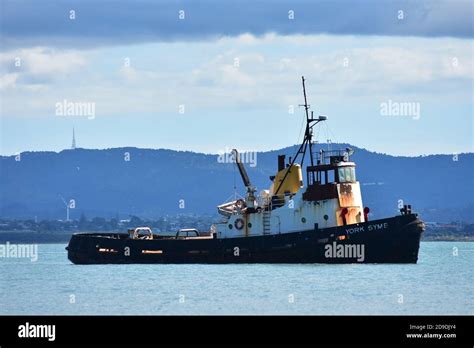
[278,155,285,172]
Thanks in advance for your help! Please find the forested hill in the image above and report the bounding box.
[1,144,472,223]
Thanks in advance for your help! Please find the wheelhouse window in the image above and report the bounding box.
[338,167,356,183]
[313,169,336,185]
[308,167,356,186]
[327,170,335,183]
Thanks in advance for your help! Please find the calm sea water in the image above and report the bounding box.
[0,242,472,315]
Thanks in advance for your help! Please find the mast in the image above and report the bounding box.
[274,76,326,195]
[302,77,315,172]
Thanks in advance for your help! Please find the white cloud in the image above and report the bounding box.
[25,48,87,75]
[217,33,332,46]
[0,47,89,90]
[0,73,18,89]
[0,34,472,117]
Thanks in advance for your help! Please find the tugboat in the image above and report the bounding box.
[67,77,424,264]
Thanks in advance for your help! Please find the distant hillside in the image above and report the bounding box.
[1,144,473,222]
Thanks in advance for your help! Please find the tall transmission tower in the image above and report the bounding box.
[71,127,76,150]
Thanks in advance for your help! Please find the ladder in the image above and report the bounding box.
[263,210,271,234]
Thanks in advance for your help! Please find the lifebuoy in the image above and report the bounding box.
[234,218,245,230]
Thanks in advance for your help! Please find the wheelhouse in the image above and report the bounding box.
[307,162,357,186]
[303,149,357,201]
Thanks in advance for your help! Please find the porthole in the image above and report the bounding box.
[301,217,306,223]
[324,214,329,221]
[248,222,252,228]
[228,224,233,229]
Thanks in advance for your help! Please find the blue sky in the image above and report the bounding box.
[0,0,473,156]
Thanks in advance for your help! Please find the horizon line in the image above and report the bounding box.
[1,143,473,159]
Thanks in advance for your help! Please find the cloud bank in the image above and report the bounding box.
[1,0,473,50]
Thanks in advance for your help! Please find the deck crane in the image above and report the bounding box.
[232,149,257,211]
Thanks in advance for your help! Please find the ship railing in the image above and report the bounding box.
[257,193,286,210]
[312,148,352,165]
[271,194,286,209]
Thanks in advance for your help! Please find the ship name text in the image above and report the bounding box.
[345,222,389,234]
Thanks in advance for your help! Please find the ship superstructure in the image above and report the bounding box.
[215,77,365,239]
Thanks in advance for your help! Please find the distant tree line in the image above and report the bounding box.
[0,216,473,242]
[0,214,221,234]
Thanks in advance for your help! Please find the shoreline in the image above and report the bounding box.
[0,232,472,244]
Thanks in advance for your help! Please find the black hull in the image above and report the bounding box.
[66,214,424,264]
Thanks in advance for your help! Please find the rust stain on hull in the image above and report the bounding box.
[336,183,364,225]
[338,183,356,208]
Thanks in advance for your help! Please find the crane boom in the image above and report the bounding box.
[232,149,252,189]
